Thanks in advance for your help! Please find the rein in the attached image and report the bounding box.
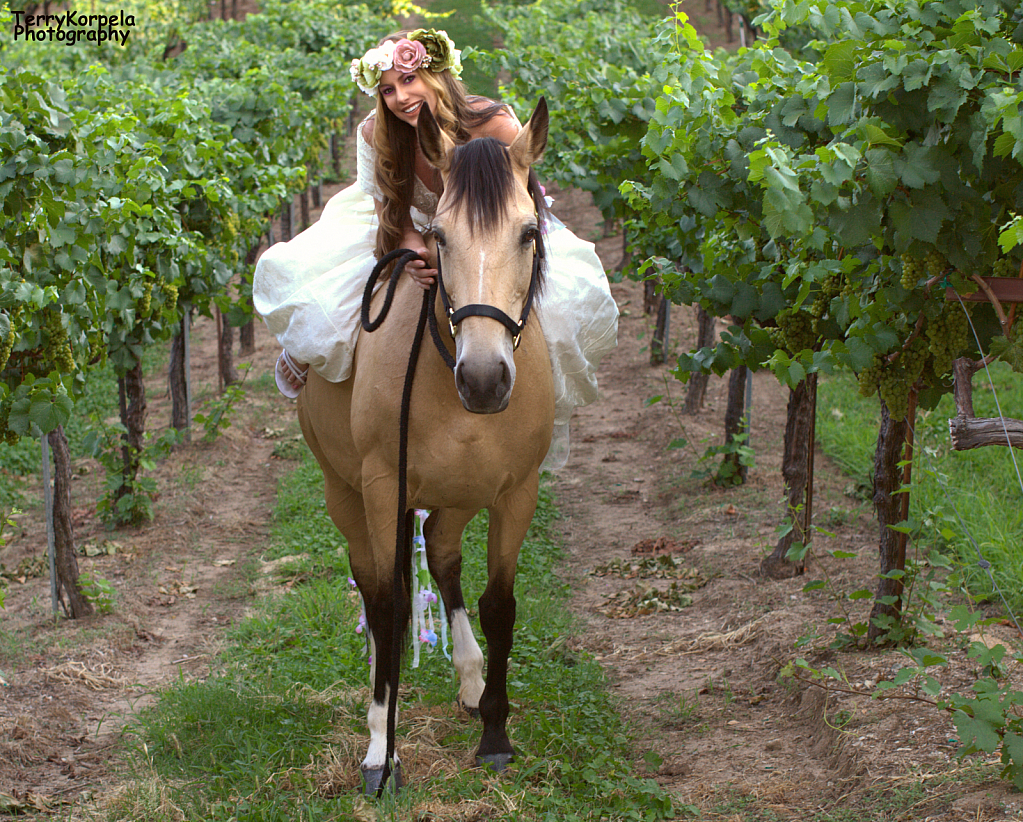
[359,240,540,795]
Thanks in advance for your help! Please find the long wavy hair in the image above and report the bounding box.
[371,32,511,260]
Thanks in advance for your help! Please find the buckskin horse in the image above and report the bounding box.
[296,99,554,794]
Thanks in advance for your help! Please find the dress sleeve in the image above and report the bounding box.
[357,120,383,202]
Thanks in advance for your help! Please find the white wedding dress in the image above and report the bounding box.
[253,124,618,471]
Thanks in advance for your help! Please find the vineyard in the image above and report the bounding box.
[3,0,1023,819]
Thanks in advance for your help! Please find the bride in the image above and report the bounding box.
[253,29,618,470]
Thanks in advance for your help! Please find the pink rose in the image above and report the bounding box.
[392,39,427,73]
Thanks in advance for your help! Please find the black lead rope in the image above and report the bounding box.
[361,248,434,796]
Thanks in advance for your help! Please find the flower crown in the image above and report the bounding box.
[349,29,463,97]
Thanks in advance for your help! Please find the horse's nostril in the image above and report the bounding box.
[456,358,513,413]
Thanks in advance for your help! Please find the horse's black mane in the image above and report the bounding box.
[445,137,550,291]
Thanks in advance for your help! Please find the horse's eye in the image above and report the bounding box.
[430,229,446,247]
[522,227,539,246]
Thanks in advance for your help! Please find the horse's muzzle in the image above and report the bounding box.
[455,357,513,414]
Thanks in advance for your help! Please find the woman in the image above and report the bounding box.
[253,29,617,470]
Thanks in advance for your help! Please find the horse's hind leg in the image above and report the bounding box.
[476,475,540,770]
[423,509,485,715]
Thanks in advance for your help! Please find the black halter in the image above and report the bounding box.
[429,229,544,352]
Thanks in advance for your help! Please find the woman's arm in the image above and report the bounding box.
[363,118,437,289]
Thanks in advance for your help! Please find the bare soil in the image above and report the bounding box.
[3,25,1023,822]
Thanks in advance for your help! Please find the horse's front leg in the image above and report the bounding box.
[423,508,485,715]
[476,474,539,770]
[360,476,413,795]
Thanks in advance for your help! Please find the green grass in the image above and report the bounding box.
[816,362,1023,614]
[110,447,677,821]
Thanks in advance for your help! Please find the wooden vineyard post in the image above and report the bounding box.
[760,374,816,579]
[650,295,670,366]
[41,426,92,618]
[216,306,238,391]
[684,306,715,415]
[41,435,58,615]
[867,392,916,644]
[300,187,310,233]
[170,306,193,444]
[239,243,259,358]
[719,363,750,484]
[947,276,1023,451]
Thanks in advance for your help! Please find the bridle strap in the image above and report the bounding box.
[434,236,543,351]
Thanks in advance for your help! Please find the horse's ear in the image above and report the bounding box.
[509,97,548,171]
[418,102,455,172]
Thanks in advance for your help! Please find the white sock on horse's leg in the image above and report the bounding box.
[451,607,485,710]
[362,685,396,770]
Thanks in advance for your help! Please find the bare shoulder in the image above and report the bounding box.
[360,117,375,142]
[467,98,521,144]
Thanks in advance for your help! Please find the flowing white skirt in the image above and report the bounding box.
[253,183,619,471]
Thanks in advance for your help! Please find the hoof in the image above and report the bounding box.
[457,698,481,719]
[361,763,404,796]
[475,752,514,772]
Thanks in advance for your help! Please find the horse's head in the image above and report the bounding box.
[418,99,549,414]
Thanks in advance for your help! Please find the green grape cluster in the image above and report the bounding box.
[924,250,946,280]
[159,280,179,313]
[774,309,817,355]
[899,254,923,290]
[993,257,1019,278]
[857,341,928,421]
[925,304,971,375]
[810,274,843,333]
[138,281,153,318]
[0,307,19,372]
[40,309,75,374]
[857,354,885,398]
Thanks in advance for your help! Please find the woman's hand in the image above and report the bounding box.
[402,229,437,290]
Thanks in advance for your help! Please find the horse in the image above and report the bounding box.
[296,99,554,794]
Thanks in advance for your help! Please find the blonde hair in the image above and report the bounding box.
[371,33,509,259]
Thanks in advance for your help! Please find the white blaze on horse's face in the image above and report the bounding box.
[419,101,549,414]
